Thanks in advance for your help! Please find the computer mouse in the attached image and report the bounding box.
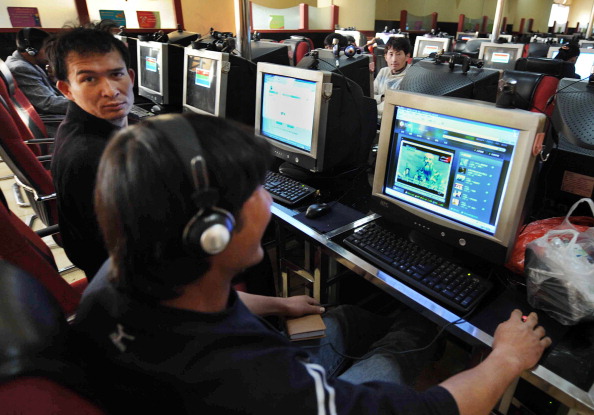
[305,203,332,219]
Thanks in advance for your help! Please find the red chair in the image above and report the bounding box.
[0,96,59,228]
[0,58,63,141]
[281,37,313,65]
[0,188,83,316]
[0,261,104,414]
[500,70,559,117]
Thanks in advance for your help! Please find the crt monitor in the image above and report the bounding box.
[399,60,501,103]
[255,62,377,176]
[548,47,594,79]
[114,35,139,95]
[478,42,525,71]
[251,41,290,66]
[413,37,451,58]
[456,31,478,41]
[182,48,257,126]
[371,90,546,265]
[137,40,184,107]
[296,49,374,97]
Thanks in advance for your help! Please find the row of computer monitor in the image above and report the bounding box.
[120,34,569,278]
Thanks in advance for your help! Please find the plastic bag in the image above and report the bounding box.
[506,216,594,275]
[525,198,594,325]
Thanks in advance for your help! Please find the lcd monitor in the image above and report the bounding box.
[296,49,374,97]
[456,31,478,41]
[478,42,525,71]
[413,37,451,58]
[255,62,377,177]
[371,90,546,265]
[137,41,184,108]
[547,47,594,79]
[182,48,257,126]
[399,60,501,103]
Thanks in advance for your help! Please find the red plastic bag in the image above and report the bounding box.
[505,215,594,275]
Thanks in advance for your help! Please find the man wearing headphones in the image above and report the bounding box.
[72,112,551,415]
[5,27,69,114]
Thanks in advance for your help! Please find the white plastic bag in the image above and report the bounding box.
[525,198,594,325]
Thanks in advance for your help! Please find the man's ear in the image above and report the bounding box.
[128,68,135,84]
[57,80,74,101]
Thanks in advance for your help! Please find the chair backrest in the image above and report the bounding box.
[0,58,49,140]
[0,98,58,226]
[0,189,80,316]
[0,260,104,414]
[281,37,312,66]
[514,57,577,79]
[463,38,491,58]
[527,43,551,58]
[0,65,42,156]
[500,70,559,117]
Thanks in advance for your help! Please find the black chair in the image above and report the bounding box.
[0,260,106,414]
[514,57,577,79]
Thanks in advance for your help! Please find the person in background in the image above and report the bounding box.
[5,27,69,115]
[374,36,412,119]
[554,41,581,79]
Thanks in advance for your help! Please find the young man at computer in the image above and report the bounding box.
[72,111,551,414]
[374,36,412,119]
[5,27,69,115]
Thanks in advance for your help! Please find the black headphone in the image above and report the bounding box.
[20,28,38,56]
[146,115,236,257]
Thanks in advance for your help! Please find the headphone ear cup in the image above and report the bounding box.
[183,208,235,257]
[26,47,37,56]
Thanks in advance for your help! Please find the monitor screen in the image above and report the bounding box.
[372,90,546,264]
[255,62,377,176]
[478,43,524,70]
[137,41,184,107]
[183,48,226,117]
[456,32,478,41]
[139,43,161,94]
[413,37,451,57]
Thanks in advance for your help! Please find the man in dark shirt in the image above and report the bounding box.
[74,112,552,414]
[5,27,69,115]
[46,27,134,278]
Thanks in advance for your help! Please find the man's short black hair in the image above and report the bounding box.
[45,27,130,82]
[556,41,581,61]
[16,27,50,53]
[324,33,348,49]
[95,113,272,302]
[384,37,412,56]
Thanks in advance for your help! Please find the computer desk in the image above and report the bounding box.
[270,199,594,414]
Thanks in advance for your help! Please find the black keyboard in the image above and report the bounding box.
[343,223,492,313]
[129,105,155,120]
[264,171,318,206]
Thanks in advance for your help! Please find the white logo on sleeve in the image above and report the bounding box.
[109,323,136,352]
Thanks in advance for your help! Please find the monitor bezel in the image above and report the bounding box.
[137,40,167,104]
[182,48,229,117]
[478,42,525,69]
[412,37,451,57]
[372,90,546,264]
[456,31,478,41]
[255,62,331,172]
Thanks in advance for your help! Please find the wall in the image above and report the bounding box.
[318,0,375,30]
[0,0,79,28]
[567,0,594,29]
[85,0,177,29]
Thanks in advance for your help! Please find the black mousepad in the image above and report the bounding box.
[294,202,367,234]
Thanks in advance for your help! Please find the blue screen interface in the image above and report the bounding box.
[383,106,520,234]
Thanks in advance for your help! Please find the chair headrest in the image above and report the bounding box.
[499,70,544,110]
[515,57,575,79]
[0,261,68,380]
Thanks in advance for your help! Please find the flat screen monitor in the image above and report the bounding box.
[255,62,376,176]
[296,49,374,97]
[182,48,257,126]
[478,42,525,71]
[547,47,594,79]
[413,37,451,58]
[371,90,546,264]
[137,41,184,107]
[399,60,501,103]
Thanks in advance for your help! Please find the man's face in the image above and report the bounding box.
[384,48,410,74]
[57,49,134,127]
[213,186,272,273]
